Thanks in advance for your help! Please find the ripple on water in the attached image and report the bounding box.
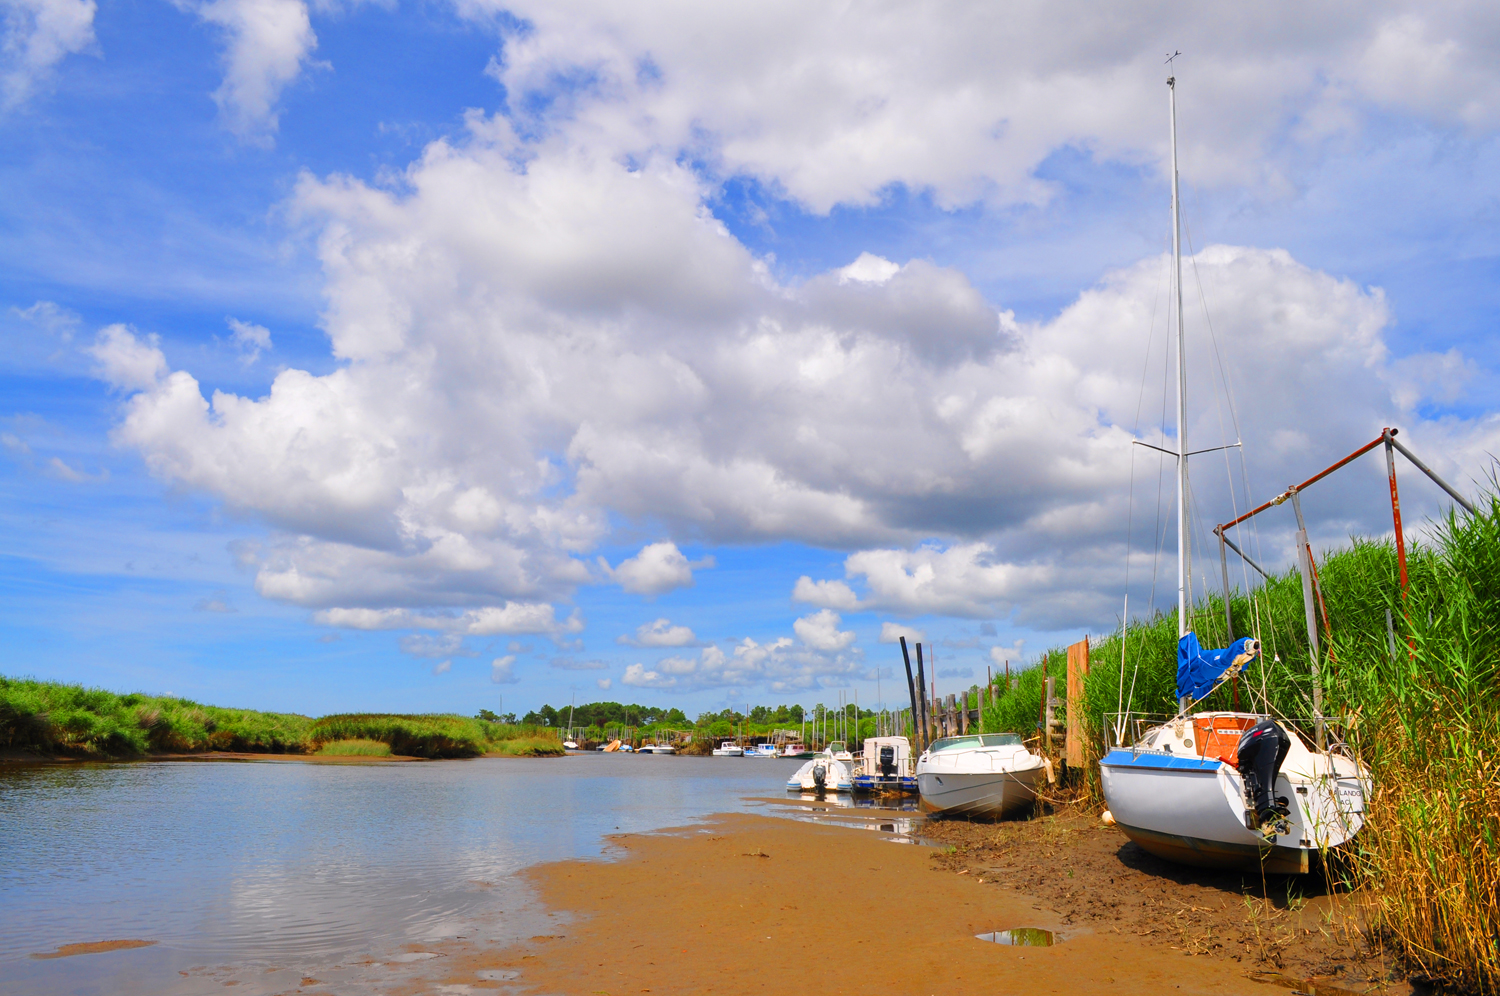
[0,753,816,994]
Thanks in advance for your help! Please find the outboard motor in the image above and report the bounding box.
[812,762,827,788]
[878,745,896,778]
[1236,718,1292,831]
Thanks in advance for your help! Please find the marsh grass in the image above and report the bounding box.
[982,494,1500,993]
[315,738,392,757]
[486,735,566,757]
[0,681,563,761]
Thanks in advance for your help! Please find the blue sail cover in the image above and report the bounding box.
[1177,633,1259,702]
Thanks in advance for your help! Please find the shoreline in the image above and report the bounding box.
[0,748,565,766]
[394,807,1410,996]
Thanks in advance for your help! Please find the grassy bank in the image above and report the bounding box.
[0,679,563,760]
[983,493,1500,993]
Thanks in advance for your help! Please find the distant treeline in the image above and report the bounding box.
[521,701,889,732]
[0,678,563,759]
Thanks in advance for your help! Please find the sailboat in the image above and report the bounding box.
[563,693,579,750]
[1097,69,1370,875]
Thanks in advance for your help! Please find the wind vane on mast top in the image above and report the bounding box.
[1165,50,1181,84]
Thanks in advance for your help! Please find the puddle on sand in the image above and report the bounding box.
[975,928,1056,946]
[477,969,520,981]
[1247,971,1361,996]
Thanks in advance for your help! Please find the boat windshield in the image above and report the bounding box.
[928,734,1023,752]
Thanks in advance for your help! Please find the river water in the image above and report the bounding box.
[0,754,911,995]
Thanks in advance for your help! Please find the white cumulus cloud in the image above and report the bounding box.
[490,654,519,683]
[91,50,1500,644]
[185,0,317,140]
[228,317,272,365]
[792,609,855,653]
[606,541,711,596]
[617,617,699,647]
[791,576,860,610]
[879,621,924,645]
[1,0,95,110]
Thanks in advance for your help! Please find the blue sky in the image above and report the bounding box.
[3,0,1499,717]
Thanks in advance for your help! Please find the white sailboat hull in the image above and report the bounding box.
[1100,740,1368,875]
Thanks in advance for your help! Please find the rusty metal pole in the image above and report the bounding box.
[1383,427,1408,596]
[1217,528,1240,710]
[1288,489,1325,749]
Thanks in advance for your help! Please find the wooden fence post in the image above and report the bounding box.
[1065,636,1091,768]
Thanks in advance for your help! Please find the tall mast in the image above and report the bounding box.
[1168,69,1191,641]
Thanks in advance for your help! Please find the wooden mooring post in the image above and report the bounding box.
[1065,636,1090,767]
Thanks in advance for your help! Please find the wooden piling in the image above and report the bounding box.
[1065,636,1090,767]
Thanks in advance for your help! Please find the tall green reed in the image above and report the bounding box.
[981,493,1500,992]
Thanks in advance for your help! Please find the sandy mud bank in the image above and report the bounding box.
[400,810,1410,996]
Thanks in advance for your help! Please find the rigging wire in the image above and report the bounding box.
[1122,240,1174,721]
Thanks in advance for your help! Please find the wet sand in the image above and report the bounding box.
[921,810,1402,992]
[406,808,1410,996]
[29,939,157,959]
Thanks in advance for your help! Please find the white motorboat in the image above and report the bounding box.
[711,741,745,756]
[786,750,852,792]
[638,741,676,755]
[746,743,779,758]
[852,735,916,793]
[563,740,579,751]
[824,740,854,762]
[915,734,1046,817]
[1098,70,1370,875]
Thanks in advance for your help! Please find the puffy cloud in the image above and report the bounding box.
[596,677,611,690]
[791,576,859,610]
[95,76,1500,641]
[187,0,317,140]
[989,644,1025,668]
[621,620,864,692]
[432,659,452,675]
[490,655,520,683]
[620,661,674,689]
[792,609,855,652]
[228,318,272,365]
[1,0,95,110]
[879,621,923,644]
[605,541,710,596]
[617,617,699,647]
[467,1,1500,211]
[839,543,1049,619]
[90,325,166,393]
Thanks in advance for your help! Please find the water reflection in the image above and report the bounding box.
[976,928,1057,946]
[0,754,807,995]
